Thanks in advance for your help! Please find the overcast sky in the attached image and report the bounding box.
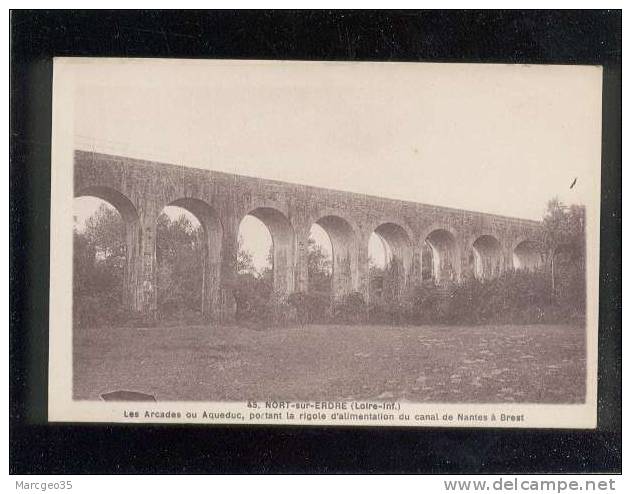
[67,59,602,269]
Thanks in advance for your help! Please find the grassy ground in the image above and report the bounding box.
[73,323,585,403]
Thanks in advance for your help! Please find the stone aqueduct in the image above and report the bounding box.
[74,150,546,321]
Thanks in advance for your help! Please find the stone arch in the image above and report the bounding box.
[370,222,413,298]
[422,227,460,283]
[75,186,139,224]
[310,207,362,239]
[74,186,140,311]
[158,197,223,319]
[471,234,503,280]
[312,214,359,297]
[168,197,223,259]
[244,206,297,294]
[368,216,416,244]
[513,239,544,271]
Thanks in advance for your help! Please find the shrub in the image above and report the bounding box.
[332,292,366,324]
[233,273,273,325]
[287,291,331,325]
[157,307,204,326]
[401,284,450,324]
[368,298,414,325]
[366,267,585,327]
[73,294,157,329]
[442,270,583,325]
[266,291,295,326]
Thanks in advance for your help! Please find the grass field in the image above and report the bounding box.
[73,323,585,403]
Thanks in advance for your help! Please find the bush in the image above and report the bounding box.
[287,291,331,325]
[443,270,583,325]
[363,267,585,327]
[368,298,413,325]
[73,294,156,329]
[73,268,584,330]
[233,282,298,329]
[398,284,449,324]
[332,292,366,324]
[157,307,204,326]
[233,273,273,324]
[266,291,295,326]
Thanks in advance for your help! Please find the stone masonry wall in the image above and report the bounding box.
[74,150,545,320]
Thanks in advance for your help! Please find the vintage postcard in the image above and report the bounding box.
[49,58,601,427]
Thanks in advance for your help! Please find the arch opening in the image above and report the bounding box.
[307,223,333,295]
[368,233,392,269]
[73,195,129,327]
[311,215,357,298]
[234,213,274,323]
[76,186,139,225]
[241,207,296,294]
[424,229,459,284]
[513,240,543,271]
[421,240,434,282]
[156,198,222,321]
[472,235,502,280]
[237,214,272,277]
[368,223,413,300]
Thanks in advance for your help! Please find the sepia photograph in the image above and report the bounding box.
[10,8,622,478]
[48,57,601,427]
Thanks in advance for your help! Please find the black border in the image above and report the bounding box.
[10,10,622,474]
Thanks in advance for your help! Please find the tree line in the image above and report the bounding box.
[72,199,585,328]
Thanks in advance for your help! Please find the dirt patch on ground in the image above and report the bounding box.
[73,323,585,403]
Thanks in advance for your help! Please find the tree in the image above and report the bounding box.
[259,245,274,284]
[73,204,126,327]
[307,237,332,294]
[543,199,584,251]
[84,203,126,260]
[232,238,276,322]
[236,235,258,275]
[155,213,204,318]
[541,199,586,320]
[542,198,586,296]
